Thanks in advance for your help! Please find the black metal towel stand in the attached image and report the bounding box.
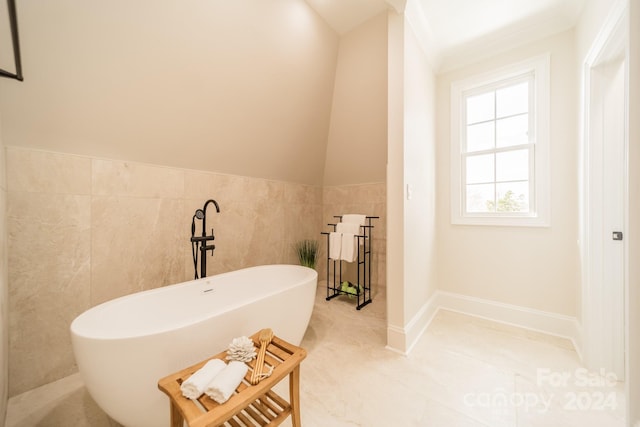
[321,215,379,310]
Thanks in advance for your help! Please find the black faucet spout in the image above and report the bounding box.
[203,199,220,214]
[201,199,220,238]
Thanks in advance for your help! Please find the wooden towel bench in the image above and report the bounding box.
[158,331,307,427]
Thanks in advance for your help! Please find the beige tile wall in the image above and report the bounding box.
[1,144,8,423]
[5,147,324,396]
[5,147,386,397]
[7,149,92,397]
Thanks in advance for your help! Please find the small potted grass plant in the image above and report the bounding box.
[295,239,319,269]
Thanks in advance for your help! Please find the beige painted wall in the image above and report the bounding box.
[386,10,405,349]
[0,0,338,186]
[436,30,579,317]
[402,19,437,325]
[5,146,322,396]
[323,12,388,186]
[386,10,437,352]
[575,0,624,59]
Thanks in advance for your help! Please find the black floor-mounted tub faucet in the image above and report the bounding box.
[191,199,220,279]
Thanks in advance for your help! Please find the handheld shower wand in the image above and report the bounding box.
[191,210,204,237]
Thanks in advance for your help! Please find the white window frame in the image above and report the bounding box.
[450,54,550,227]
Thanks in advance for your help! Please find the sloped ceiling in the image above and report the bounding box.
[0,0,341,185]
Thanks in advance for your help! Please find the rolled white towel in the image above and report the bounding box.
[180,358,226,400]
[204,361,248,404]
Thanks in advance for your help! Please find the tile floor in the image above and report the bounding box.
[6,284,626,426]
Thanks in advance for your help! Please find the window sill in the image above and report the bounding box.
[452,214,550,228]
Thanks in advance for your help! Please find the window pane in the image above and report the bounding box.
[466,183,495,213]
[466,154,494,184]
[496,81,528,118]
[496,149,529,182]
[496,114,529,147]
[496,182,529,212]
[466,92,494,124]
[466,122,494,152]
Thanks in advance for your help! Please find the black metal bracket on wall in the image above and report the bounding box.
[0,0,23,81]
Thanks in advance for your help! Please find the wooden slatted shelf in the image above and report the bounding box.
[158,332,306,427]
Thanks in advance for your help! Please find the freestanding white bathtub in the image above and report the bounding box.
[70,264,317,427]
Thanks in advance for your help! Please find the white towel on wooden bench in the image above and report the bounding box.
[180,359,226,399]
[205,361,248,404]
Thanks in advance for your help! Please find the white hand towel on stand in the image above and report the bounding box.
[336,222,360,235]
[329,232,342,260]
[204,361,248,404]
[336,222,360,262]
[180,358,227,399]
[340,233,358,262]
[341,214,366,226]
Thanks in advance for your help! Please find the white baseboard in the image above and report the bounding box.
[386,291,439,355]
[385,325,408,355]
[386,290,582,356]
[436,291,582,353]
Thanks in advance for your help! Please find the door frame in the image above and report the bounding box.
[580,0,629,380]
